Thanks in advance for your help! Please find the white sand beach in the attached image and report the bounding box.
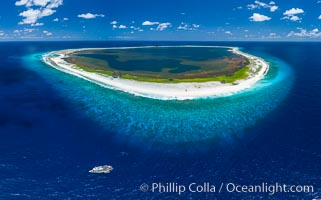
[42,46,269,100]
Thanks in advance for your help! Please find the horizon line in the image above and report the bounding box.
[1,40,321,43]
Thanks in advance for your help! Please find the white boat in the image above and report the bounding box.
[89,165,113,174]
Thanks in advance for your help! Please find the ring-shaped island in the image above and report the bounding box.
[42,46,269,100]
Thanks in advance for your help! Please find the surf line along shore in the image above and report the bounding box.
[42,46,269,100]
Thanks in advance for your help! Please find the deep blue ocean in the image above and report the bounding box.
[0,41,320,199]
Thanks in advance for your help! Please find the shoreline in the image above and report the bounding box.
[42,46,269,100]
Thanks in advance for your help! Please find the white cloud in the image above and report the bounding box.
[318,15,321,19]
[270,5,278,12]
[144,21,171,30]
[13,28,37,35]
[16,0,63,25]
[18,9,41,24]
[282,8,304,22]
[77,13,105,19]
[178,24,190,30]
[289,16,301,21]
[110,21,117,25]
[15,0,30,6]
[283,8,304,16]
[118,25,127,29]
[130,26,142,31]
[31,22,44,26]
[266,32,281,39]
[63,17,68,21]
[225,31,232,35]
[53,18,59,22]
[46,0,63,8]
[247,1,278,12]
[112,24,134,30]
[247,4,257,10]
[142,21,159,26]
[43,30,52,36]
[177,23,200,31]
[255,1,267,7]
[156,22,171,31]
[18,8,54,25]
[288,28,321,38]
[13,30,22,34]
[33,0,50,7]
[16,0,62,8]
[41,8,55,16]
[249,13,271,22]
[24,28,36,33]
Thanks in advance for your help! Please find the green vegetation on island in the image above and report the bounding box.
[76,64,250,84]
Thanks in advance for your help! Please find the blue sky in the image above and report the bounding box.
[0,0,321,41]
